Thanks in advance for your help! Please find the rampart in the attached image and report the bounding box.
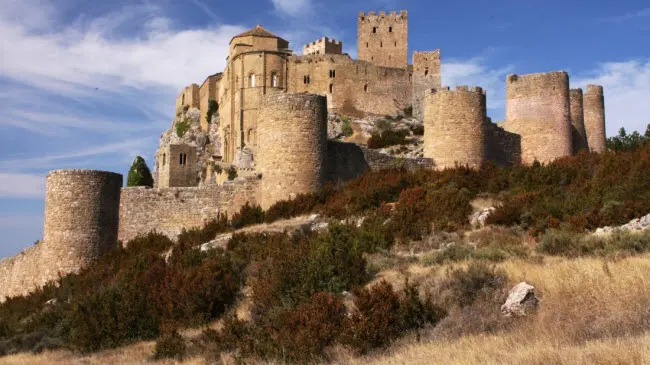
[175,84,200,112]
[424,86,487,170]
[412,50,441,121]
[357,10,408,68]
[1,170,123,302]
[287,54,411,116]
[570,88,589,153]
[303,37,343,55]
[584,85,606,153]
[257,92,327,209]
[484,121,522,167]
[502,71,572,164]
[118,177,260,243]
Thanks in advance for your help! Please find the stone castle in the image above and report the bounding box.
[0,10,607,301]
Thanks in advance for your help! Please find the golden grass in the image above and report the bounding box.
[3,255,650,365]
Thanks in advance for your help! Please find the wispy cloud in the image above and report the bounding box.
[271,0,314,18]
[573,59,650,137]
[596,7,650,23]
[0,173,46,199]
[189,0,221,22]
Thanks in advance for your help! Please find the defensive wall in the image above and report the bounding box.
[303,37,343,55]
[118,177,260,243]
[584,85,606,153]
[175,84,200,112]
[412,50,441,121]
[287,54,413,116]
[1,170,123,302]
[424,86,486,170]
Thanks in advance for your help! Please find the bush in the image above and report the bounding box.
[154,330,186,360]
[341,118,353,137]
[403,105,413,117]
[537,229,650,258]
[126,156,154,187]
[176,118,190,137]
[227,166,237,180]
[367,129,409,149]
[206,98,218,123]
[438,261,508,309]
[231,202,264,229]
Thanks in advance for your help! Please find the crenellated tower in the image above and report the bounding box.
[357,10,408,68]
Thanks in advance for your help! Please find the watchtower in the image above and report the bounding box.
[157,144,198,188]
[357,10,408,68]
[569,88,589,153]
[584,85,606,153]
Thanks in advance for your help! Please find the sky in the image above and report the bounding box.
[1,0,649,259]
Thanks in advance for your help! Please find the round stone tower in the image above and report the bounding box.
[257,92,327,209]
[40,170,123,282]
[424,86,486,170]
[570,88,589,153]
[584,84,606,153]
[502,71,572,164]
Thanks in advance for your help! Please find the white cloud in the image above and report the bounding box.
[271,0,313,17]
[0,173,46,198]
[573,60,650,137]
[442,57,514,113]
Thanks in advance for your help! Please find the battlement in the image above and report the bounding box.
[358,10,407,21]
[303,37,343,55]
[586,84,604,95]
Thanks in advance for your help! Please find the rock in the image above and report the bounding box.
[234,147,254,169]
[501,282,539,317]
[470,207,495,227]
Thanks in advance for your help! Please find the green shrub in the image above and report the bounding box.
[176,118,190,137]
[227,166,237,180]
[403,105,413,117]
[439,261,508,309]
[342,118,354,137]
[154,330,186,360]
[231,202,264,229]
[126,156,154,187]
[367,129,409,149]
[206,98,218,123]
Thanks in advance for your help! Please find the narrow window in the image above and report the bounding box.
[271,72,278,87]
[183,153,187,165]
[329,84,333,93]
[424,68,429,76]
[179,153,183,165]
[181,94,185,105]
[389,55,391,60]
[162,154,166,166]
[329,69,336,78]
[380,41,383,48]
[394,41,397,47]
[366,42,369,48]
[372,27,376,33]
[249,74,256,87]
[371,56,374,61]
[389,26,392,32]
[364,84,368,92]
[409,74,412,82]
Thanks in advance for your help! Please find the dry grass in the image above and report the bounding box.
[3,255,650,365]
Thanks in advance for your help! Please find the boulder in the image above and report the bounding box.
[501,282,539,317]
[470,207,495,228]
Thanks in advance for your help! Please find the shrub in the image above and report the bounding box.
[176,118,190,137]
[227,166,237,180]
[126,156,154,187]
[231,202,265,229]
[206,98,219,123]
[154,330,186,360]
[341,118,354,137]
[367,129,409,149]
[403,105,413,117]
[438,261,508,309]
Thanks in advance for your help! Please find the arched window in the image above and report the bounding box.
[247,128,255,145]
[249,74,256,88]
[179,153,187,166]
[372,27,377,33]
[271,72,279,87]
[329,84,333,93]
[364,84,368,92]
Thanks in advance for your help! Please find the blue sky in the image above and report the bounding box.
[1,0,649,259]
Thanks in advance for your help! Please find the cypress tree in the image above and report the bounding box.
[127,156,154,187]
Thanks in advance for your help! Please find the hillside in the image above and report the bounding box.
[1,142,650,364]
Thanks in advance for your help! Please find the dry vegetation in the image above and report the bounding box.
[3,253,650,365]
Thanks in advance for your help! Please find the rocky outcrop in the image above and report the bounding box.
[470,207,495,228]
[501,282,539,317]
[595,214,650,234]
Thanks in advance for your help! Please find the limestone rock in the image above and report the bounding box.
[501,282,539,317]
[234,147,255,169]
[470,207,496,228]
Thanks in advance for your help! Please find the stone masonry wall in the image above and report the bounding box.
[358,11,408,68]
[424,86,486,170]
[570,88,589,153]
[412,50,442,121]
[485,121,522,167]
[118,177,260,243]
[584,84,606,153]
[0,245,42,302]
[257,92,327,209]
[175,84,200,112]
[502,71,572,164]
[303,37,343,55]
[287,54,411,117]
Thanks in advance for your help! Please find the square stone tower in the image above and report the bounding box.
[303,37,343,55]
[358,10,408,68]
[157,144,198,188]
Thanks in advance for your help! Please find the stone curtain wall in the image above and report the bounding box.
[303,37,343,55]
[570,88,590,153]
[357,11,408,68]
[118,177,260,243]
[484,122,522,167]
[327,141,433,185]
[584,85,606,153]
[257,93,327,209]
[412,50,441,121]
[1,170,123,302]
[175,84,200,112]
[502,71,572,164]
[424,86,487,170]
[287,54,412,117]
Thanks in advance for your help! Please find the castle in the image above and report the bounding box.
[0,10,607,301]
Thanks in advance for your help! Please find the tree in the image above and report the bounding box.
[606,124,650,152]
[127,156,154,187]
